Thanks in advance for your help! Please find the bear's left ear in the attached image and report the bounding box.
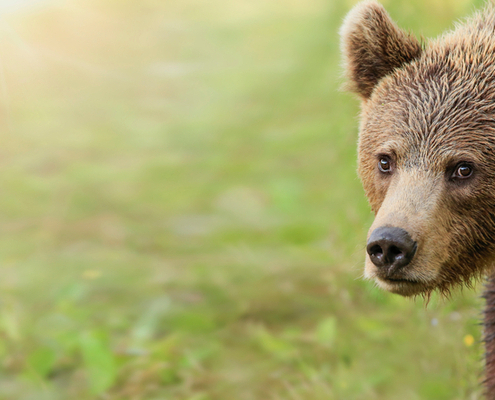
[340,1,422,99]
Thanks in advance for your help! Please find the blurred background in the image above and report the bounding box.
[0,0,488,398]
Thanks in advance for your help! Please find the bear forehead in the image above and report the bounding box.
[363,37,495,159]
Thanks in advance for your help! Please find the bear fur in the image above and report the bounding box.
[341,0,495,297]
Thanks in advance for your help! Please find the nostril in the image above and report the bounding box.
[367,244,385,266]
[388,245,404,259]
[369,244,383,257]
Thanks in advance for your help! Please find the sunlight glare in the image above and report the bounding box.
[0,0,46,14]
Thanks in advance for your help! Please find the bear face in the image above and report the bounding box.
[341,1,495,296]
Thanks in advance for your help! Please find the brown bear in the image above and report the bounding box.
[340,0,495,396]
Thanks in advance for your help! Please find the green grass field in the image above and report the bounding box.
[0,0,489,398]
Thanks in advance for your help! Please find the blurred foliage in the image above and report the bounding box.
[0,0,486,398]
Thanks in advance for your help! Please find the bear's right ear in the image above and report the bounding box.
[340,1,422,99]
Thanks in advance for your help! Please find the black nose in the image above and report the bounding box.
[366,227,417,271]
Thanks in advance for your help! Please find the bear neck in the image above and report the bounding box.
[484,272,495,398]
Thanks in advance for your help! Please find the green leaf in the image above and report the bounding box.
[80,331,117,395]
[27,347,56,378]
[254,328,297,360]
[316,316,337,346]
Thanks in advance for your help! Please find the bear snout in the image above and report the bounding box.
[367,227,417,274]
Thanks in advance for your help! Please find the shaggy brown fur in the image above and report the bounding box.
[341,1,495,397]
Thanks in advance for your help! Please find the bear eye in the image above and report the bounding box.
[378,156,393,173]
[452,163,474,180]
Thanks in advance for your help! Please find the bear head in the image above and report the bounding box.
[341,1,495,296]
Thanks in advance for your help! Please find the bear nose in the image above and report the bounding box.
[366,227,417,271]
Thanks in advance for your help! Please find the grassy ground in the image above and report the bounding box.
[0,0,488,398]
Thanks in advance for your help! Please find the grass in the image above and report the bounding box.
[0,0,488,398]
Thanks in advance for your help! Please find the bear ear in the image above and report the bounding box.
[340,1,422,99]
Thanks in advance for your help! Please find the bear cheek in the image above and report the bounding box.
[447,203,495,276]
